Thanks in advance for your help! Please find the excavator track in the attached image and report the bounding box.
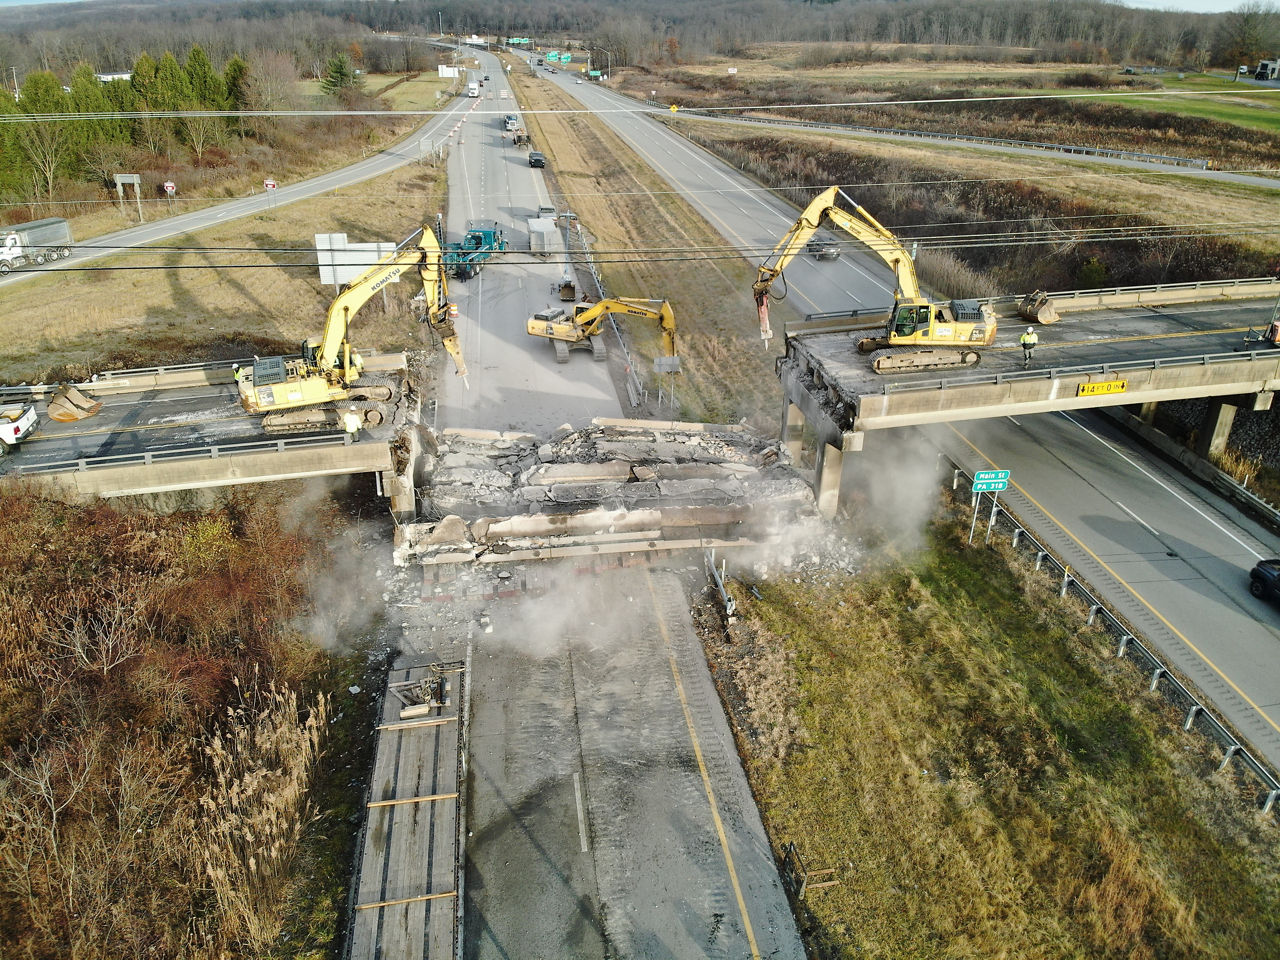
[262,403,387,434]
[589,335,607,361]
[869,347,981,373]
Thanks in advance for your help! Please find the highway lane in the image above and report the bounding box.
[538,63,1280,769]
[437,57,621,432]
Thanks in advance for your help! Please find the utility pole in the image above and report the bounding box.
[10,67,17,99]
[438,11,443,37]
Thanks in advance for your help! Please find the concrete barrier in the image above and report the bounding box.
[32,440,391,499]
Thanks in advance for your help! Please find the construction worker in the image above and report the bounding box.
[1020,326,1039,366]
[231,363,246,385]
[342,408,361,441]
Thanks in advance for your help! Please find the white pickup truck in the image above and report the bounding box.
[0,403,37,453]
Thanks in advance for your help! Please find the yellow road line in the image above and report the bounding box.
[989,325,1253,353]
[950,424,1280,738]
[643,568,761,960]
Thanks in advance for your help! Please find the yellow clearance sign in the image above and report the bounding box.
[1077,380,1128,397]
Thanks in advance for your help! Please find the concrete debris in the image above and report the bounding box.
[394,418,817,565]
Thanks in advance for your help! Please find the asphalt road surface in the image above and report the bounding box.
[436,62,622,432]
[398,560,804,960]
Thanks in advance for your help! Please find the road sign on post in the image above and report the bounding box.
[263,179,277,191]
[968,469,1011,543]
[163,181,175,195]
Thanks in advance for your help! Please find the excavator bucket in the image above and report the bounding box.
[46,383,103,422]
[1017,290,1060,324]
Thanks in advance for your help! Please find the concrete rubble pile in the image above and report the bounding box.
[394,418,817,565]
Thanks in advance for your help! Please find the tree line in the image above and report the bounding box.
[1,0,1273,78]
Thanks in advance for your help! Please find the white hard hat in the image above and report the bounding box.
[231,363,239,370]
[1026,327,1033,333]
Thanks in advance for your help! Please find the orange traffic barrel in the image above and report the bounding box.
[448,303,459,319]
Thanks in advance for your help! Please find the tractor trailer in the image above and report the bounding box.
[0,218,73,274]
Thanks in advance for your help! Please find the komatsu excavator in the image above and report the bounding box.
[238,224,466,431]
[753,186,997,373]
[526,297,679,367]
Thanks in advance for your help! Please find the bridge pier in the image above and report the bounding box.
[1138,400,1158,425]
[782,402,806,463]
[1194,400,1238,459]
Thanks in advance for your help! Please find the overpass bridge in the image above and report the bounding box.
[777,280,1280,515]
[1,353,408,505]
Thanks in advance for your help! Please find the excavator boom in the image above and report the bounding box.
[753,187,995,370]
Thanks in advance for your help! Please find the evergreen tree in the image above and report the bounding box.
[184,44,226,109]
[320,53,361,97]
[223,55,249,110]
[153,52,192,111]
[131,52,158,105]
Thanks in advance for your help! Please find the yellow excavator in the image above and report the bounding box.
[753,186,997,373]
[526,297,679,367]
[238,224,466,431]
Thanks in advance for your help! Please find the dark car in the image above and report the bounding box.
[807,239,839,260]
[528,151,547,168]
[483,74,490,80]
[1250,559,1280,599]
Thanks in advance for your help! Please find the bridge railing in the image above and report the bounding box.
[948,460,1280,814]
[8,433,352,476]
[867,346,1279,395]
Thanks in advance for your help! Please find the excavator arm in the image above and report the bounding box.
[527,297,678,365]
[752,186,922,338]
[573,298,677,356]
[312,225,466,381]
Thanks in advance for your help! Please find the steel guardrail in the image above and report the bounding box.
[6,432,352,476]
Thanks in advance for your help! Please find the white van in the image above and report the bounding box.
[467,81,480,97]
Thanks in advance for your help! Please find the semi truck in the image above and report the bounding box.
[0,218,74,274]
[442,220,507,280]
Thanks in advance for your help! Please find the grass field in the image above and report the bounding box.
[0,160,448,383]
[707,502,1280,959]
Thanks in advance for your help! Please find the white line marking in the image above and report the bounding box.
[573,772,588,852]
[1006,416,1021,426]
[1116,501,1160,536]
[1059,411,1264,559]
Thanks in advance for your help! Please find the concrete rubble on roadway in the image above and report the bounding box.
[393,418,816,565]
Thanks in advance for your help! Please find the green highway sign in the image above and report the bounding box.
[972,480,1008,492]
[974,469,1010,483]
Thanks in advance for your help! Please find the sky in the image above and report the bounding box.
[0,0,1249,11]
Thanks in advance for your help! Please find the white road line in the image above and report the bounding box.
[1059,411,1264,559]
[572,771,588,852]
[1116,501,1160,536]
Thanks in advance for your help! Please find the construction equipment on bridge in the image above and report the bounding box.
[46,384,102,422]
[0,402,37,452]
[527,297,679,365]
[753,186,997,372]
[513,128,531,147]
[441,218,507,280]
[238,224,465,431]
[1017,290,1060,324]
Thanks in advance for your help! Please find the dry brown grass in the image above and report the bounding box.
[0,161,449,382]
[511,71,791,428]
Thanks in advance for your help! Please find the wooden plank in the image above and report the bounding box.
[377,715,458,731]
[367,791,460,808]
[356,889,458,910]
